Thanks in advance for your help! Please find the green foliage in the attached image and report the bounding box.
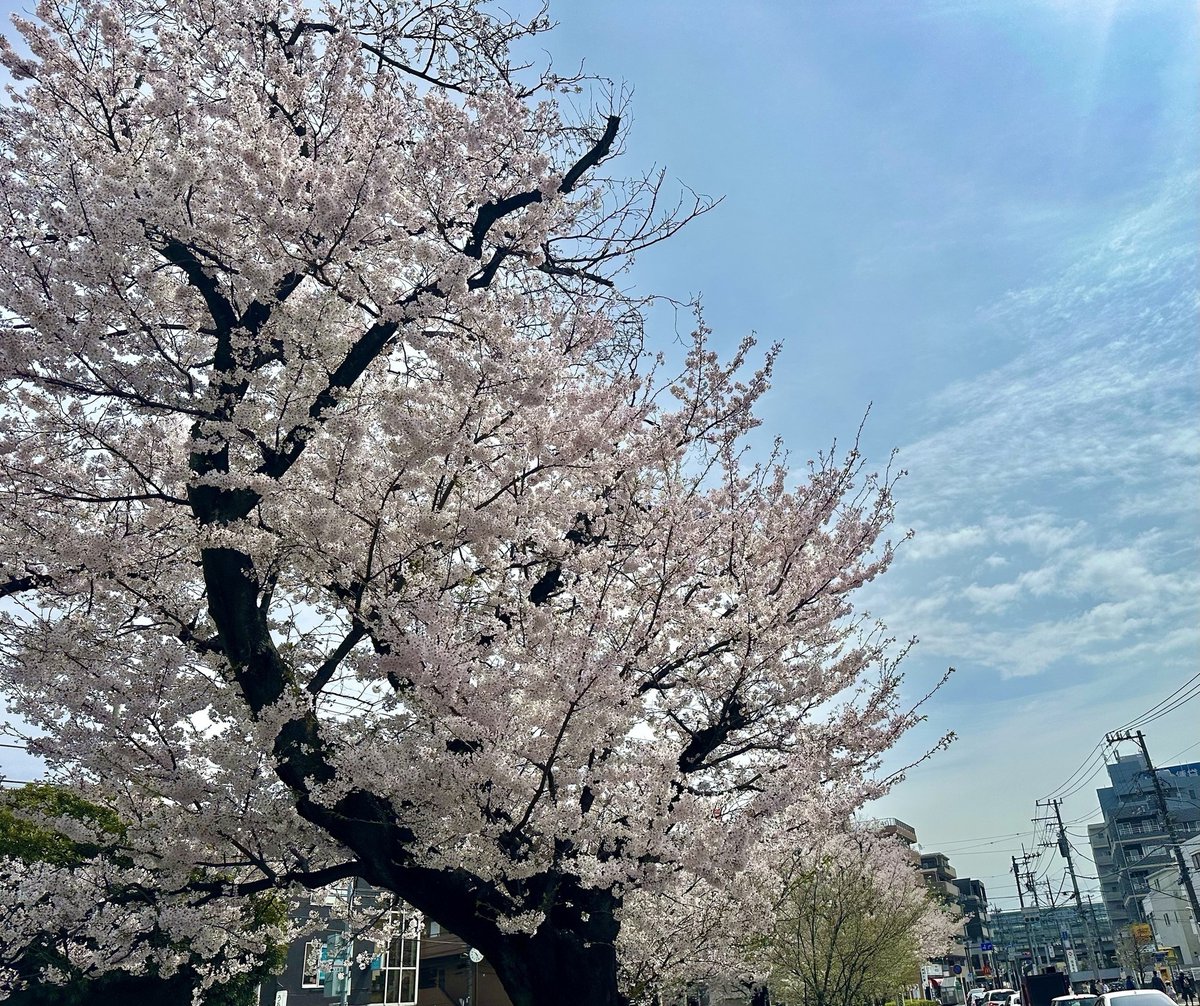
[761,834,950,1006]
[0,782,124,866]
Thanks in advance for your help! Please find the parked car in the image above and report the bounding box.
[1095,992,1175,1006]
[1051,995,1097,1006]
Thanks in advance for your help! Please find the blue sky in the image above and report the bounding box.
[2,0,1198,914]
[541,0,1199,906]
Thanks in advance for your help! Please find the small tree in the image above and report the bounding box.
[0,2,943,1003]
[1113,926,1154,985]
[762,828,957,1006]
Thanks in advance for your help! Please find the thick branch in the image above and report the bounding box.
[463,115,620,260]
[155,236,238,346]
[185,858,363,904]
[0,573,54,600]
[678,693,751,773]
[306,622,368,695]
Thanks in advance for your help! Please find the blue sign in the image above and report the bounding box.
[952,965,963,975]
[980,941,994,952]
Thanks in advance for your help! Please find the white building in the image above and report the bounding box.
[1139,836,1200,969]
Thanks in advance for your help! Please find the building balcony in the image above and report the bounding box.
[876,818,919,845]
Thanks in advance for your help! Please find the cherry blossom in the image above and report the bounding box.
[0,2,943,1003]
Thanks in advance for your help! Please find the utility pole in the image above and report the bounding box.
[1027,855,1043,953]
[1037,797,1102,983]
[1013,854,1040,973]
[1105,730,1200,933]
[1043,880,1061,967]
[340,876,355,1006]
[1085,894,1107,972]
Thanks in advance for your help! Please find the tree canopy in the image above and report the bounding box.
[760,828,957,1006]
[0,783,286,1005]
[0,2,941,1003]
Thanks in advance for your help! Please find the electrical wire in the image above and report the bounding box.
[920,831,1031,850]
[1163,738,1200,764]
[1040,671,1200,804]
[1046,744,1108,806]
[1054,749,1114,802]
[1113,671,1200,733]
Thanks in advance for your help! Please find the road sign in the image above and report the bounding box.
[980,941,994,952]
[952,965,963,975]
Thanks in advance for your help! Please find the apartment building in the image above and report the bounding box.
[1139,835,1200,968]
[989,903,1116,977]
[1088,754,1200,938]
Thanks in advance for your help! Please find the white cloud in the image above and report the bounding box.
[962,580,1023,614]
[870,169,1198,697]
[904,524,989,561]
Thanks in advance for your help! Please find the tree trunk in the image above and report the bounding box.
[486,921,627,1006]
[353,857,628,1006]
[191,534,629,1006]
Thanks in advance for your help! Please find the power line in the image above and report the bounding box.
[1163,738,1200,764]
[1114,672,1200,733]
[921,831,1031,850]
[1040,671,1200,803]
[1041,742,1108,802]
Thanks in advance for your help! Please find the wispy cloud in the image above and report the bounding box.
[867,173,1198,694]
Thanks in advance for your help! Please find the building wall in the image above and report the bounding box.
[1092,755,1200,936]
[1140,836,1200,968]
[990,904,1115,975]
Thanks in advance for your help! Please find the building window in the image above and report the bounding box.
[369,908,421,1006]
[301,940,322,988]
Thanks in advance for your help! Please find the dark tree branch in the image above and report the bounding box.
[184,858,362,904]
[154,236,238,345]
[307,622,368,696]
[678,693,751,773]
[0,573,54,599]
[463,115,620,260]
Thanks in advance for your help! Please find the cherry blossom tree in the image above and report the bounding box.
[0,2,939,1003]
[0,783,289,1004]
